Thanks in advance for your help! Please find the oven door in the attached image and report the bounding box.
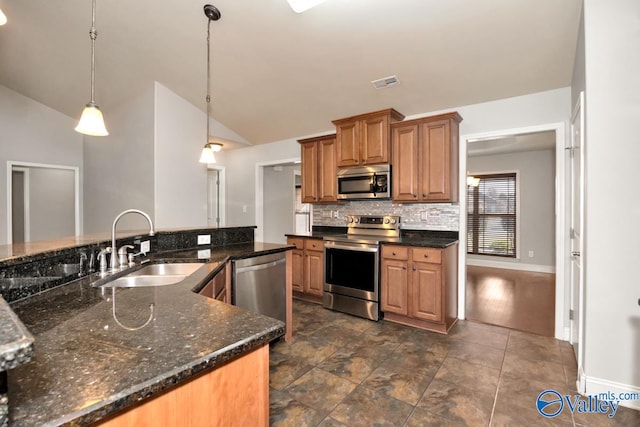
[323,240,379,301]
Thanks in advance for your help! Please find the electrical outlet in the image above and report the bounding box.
[197,234,211,245]
[242,205,247,213]
[332,211,339,218]
[528,250,534,258]
[140,240,151,254]
[420,211,428,221]
[321,211,332,218]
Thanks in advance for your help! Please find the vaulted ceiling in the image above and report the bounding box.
[0,0,582,145]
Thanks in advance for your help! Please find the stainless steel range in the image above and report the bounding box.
[323,214,400,321]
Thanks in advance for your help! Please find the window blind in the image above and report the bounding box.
[467,173,517,257]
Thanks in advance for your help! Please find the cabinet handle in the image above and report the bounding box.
[423,254,429,258]
[413,194,417,198]
[412,267,416,271]
[355,160,359,164]
[392,251,396,256]
[422,193,426,197]
[402,266,407,270]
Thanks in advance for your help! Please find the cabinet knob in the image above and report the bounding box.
[355,160,359,164]
[402,266,407,270]
[422,193,426,197]
[412,267,416,271]
[392,251,396,256]
[413,194,417,198]
[423,254,429,258]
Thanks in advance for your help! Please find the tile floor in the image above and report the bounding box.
[269,300,640,426]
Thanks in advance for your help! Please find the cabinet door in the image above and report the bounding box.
[304,250,324,296]
[419,120,453,201]
[300,141,318,203]
[336,121,360,167]
[361,115,389,165]
[317,137,337,202]
[410,261,443,322]
[291,249,304,292]
[392,124,420,201]
[380,259,409,315]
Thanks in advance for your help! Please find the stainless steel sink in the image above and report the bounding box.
[126,263,203,277]
[100,262,204,288]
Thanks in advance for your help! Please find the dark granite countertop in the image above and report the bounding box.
[0,298,33,371]
[286,227,458,248]
[5,242,289,426]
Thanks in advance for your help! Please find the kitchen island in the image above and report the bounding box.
[0,228,291,426]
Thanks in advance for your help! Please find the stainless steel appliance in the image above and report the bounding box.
[323,214,401,320]
[337,164,391,200]
[232,252,286,323]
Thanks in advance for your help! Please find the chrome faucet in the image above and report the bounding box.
[111,209,155,271]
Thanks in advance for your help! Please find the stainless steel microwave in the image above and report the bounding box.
[337,164,391,200]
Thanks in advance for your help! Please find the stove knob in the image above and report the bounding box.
[348,217,354,223]
[384,218,390,224]
[354,217,360,223]
[391,218,397,224]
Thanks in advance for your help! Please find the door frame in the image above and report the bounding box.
[11,167,31,242]
[6,161,80,243]
[254,157,300,243]
[569,91,586,391]
[206,165,226,227]
[458,122,567,340]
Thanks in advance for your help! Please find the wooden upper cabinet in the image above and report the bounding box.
[333,108,404,167]
[298,134,337,204]
[392,124,420,201]
[391,112,461,203]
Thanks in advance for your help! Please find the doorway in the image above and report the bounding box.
[207,166,226,227]
[254,158,301,244]
[458,123,567,340]
[7,162,80,243]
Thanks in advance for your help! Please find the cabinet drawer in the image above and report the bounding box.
[412,247,442,264]
[304,238,324,251]
[287,237,305,250]
[382,245,409,260]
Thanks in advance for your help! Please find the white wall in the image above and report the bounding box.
[83,85,155,233]
[467,149,556,269]
[582,0,640,405]
[154,82,248,229]
[263,165,297,244]
[0,85,83,244]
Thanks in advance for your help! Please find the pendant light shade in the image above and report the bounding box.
[75,102,108,136]
[198,5,222,164]
[199,142,223,164]
[0,8,7,25]
[76,0,108,136]
[287,0,328,13]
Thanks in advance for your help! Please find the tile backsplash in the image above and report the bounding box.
[313,201,459,231]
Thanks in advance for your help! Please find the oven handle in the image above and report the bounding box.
[324,242,379,253]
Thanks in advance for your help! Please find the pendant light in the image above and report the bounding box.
[0,8,7,25]
[287,0,328,13]
[75,0,108,136]
[199,4,222,164]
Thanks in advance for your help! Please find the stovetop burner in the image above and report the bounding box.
[324,214,401,244]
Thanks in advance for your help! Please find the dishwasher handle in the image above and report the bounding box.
[234,257,285,274]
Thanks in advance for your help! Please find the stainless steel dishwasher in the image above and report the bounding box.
[231,252,286,323]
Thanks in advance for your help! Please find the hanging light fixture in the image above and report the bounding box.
[199,4,222,164]
[467,174,480,187]
[0,7,7,26]
[75,0,108,136]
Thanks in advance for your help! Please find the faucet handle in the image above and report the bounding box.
[117,245,135,255]
[97,247,112,273]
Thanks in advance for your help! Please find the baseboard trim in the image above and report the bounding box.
[466,258,556,273]
[584,375,640,410]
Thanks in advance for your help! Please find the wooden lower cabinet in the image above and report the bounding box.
[381,244,458,333]
[198,263,230,303]
[97,344,270,427]
[287,237,324,303]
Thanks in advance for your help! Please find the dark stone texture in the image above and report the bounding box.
[0,228,289,427]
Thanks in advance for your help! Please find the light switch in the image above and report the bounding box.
[198,234,211,245]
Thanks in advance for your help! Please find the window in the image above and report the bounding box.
[467,172,517,257]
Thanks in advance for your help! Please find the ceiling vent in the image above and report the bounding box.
[371,75,400,89]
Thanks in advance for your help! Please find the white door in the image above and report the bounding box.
[569,92,585,374]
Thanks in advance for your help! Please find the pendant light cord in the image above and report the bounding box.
[89,0,97,104]
[206,18,212,145]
